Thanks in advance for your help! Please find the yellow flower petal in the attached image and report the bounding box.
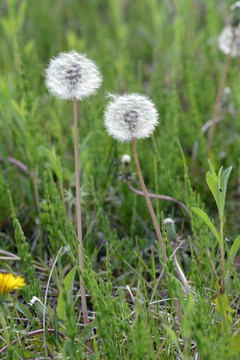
[0,273,25,295]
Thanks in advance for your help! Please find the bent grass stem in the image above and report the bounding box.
[0,329,65,355]
[131,139,188,294]
[123,178,190,218]
[132,138,167,263]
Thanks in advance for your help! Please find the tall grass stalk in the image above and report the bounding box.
[132,139,188,301]
[207,30,235,155]
[132,138,167,263]
[73,97,88,326]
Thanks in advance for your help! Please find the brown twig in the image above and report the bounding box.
[0,329,65,355]
[123,178,190,218]
[131,139,188,303]
[132,138,167,263]
[0,156,29,174]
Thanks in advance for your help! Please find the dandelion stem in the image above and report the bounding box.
[73,96,89,326]
[131,139,188,296]
[207,29,235,155]
[132,138,167,263]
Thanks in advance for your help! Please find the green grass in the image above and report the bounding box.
[0,0,240,358]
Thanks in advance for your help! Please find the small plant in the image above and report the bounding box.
[192,159,232,293]
[45,50,102,326]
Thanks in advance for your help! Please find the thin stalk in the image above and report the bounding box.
[0,328,65,355]
[132,139,188,300]
[207,29,235,155]
[132,138,167,263]
[220,218,225,293]
[73,97,89,326]
[123,178,190,217]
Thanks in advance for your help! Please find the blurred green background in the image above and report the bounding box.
[0,0,240,256]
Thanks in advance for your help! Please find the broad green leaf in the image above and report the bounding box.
[208,159,217,178]
[214,292,234,314]
[219,166,232,220]
[192,207,220,244]
[217,166,223,183]
[16,301,34,323]
[220,166,232,194]
[206,162,232,221]
[206,172,220,213]
[57,266,76,321]
[229,334,240,357]
[230,234,240,262]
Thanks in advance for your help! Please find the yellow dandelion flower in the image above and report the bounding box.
[0,273,25,295]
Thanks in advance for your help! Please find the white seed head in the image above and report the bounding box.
[121,154,131,165]
[218,25,240,57]
[231,1,240,11]
[223,87,231,94]
[164,218,175,225]
[29,296,41,306]
[104,93,159,142]
[45,50,102,100]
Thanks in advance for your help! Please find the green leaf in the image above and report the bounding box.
[217,166,223,183]
[219,166,232,220]
[79,319,97,344]
[230,234,240,262]
[220,166,232,194]
[163,325,183,356]
[225,235,240,287]
[214,292,234,314]
[57,266,77,321]
[192,207,220,244]
[206,162,232,221]
[22,352,42,358]
[208,159,217,178]
[229,334,240,357]
[206,172,220,213]
[16,301,34,323]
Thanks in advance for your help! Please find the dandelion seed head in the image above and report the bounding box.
[223,87,231,94]
[164,218,175,225]
[164,218,177,242]
[218,25,240,57]
[231,1,240,11]
[45,50,102,100]
[29,296,41,306]
[121,154,131,165]
[0,273,25,296]
[104,93,159,142]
